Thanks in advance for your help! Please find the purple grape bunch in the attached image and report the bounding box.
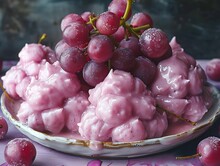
[52,0,172,87]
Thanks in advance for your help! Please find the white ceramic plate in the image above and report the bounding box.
[1,85,220,158]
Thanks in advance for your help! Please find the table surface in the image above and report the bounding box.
[0,60,220,166]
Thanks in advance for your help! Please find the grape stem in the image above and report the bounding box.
[126,23,140,38]
[87,16,97,30]
[157,105,197,126]
[176,153,201,160]
[120,0,133,25]
[38,33,47,44]
[133,24,151,32]
[120,0,150,39]
[86,0,150,39]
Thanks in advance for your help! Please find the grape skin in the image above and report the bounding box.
[131,12,153,28]
[108,0,132,20]
[61,13,85,32]
[197,136,220,166]
[87,35,114,63]
[205,58,220,81]
[81,11,93,22]
[45,48,57,64]
[4,138,37,166]
[139,28,169,59]
[112,26,125,42]
[150,44,172,64]
[81,11,95,31]
[59,47,86,73]
[111,47,136,72]
[119,36,141,56]
[54,40,71,61]
[0,116,8,139]
[96,11,120,35]
[132,56,157,86]
[83,61,109,87]
[62,22,90,49]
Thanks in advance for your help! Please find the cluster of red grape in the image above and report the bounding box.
[51,0,172,87]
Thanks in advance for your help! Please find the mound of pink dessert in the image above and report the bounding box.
[2,43,169,142]
[1,38,213,144]
[78,70,167,142]
[2,43,90,134]
[151,37,213,123]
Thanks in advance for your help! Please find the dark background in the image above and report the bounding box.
[0,0,219,60]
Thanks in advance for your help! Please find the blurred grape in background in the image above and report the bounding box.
[0,0,219,60]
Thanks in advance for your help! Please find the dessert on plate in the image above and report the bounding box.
[1,0,215,146]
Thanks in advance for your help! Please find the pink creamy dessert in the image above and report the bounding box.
[1,36,213,144]
[79,70,168,142]
[151,37,212,122]
[2,43,89,134]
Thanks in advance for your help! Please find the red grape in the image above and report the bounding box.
[61,13,85,31]
[81,11,95,31]
[77,72,93,91]
[139,28,169,58]
[132,56,157,86]
[96,11,120,35]
[176,137,220,166]
[119,36,141,56]
[0,116,8,139]
[59,47,86,73]
[197,136,220,166]
[45,48,57,64]
[4,138,37,166]
[83,61,109,86]
[81,11,93,22]
[112,26,125,42]
[111,47,136,72]
[130,12,153,28]
[205,58,220,81]
[87,160,102,166]
[54,40,71,60]
[87,35,114,63]
[108,0,132,20]
[150,44,172,64]
[63,22,89,48]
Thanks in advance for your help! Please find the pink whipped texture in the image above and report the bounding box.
[2,43,89,134]
[151,37,212,122]
[79,70,167,142]
[1,37,213,143]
